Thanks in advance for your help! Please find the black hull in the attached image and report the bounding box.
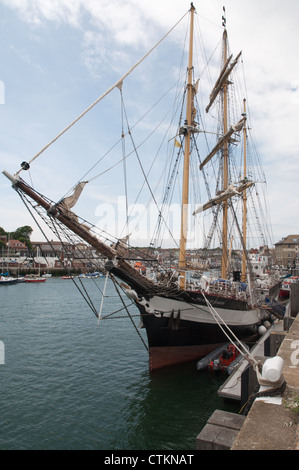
[140,306,259,349]
[136,300,261,370]
[109,264,267,370]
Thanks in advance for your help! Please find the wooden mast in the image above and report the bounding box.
[241,98,247,282]
[178,3,195,289]
[221,27,229,279]
[202,8,244,280]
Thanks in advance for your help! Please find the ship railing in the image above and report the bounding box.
[205,279,248,301]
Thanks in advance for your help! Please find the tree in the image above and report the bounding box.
[9,225,33,250]
[11,225,33,240]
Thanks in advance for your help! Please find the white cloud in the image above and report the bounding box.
[1,0,299,244]
[0,0,83,26]
[81,30,132,78]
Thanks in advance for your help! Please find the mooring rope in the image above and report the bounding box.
[201,290,287,417]
[240,381,287,416]
[201,290,259,367]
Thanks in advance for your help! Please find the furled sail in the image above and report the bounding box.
[193,180,254,215]
[59,182,88,211]
[205,51,242,113]
[111,234,131,256]
[199,116,246,170]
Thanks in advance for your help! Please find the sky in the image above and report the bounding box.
[0,0,298,249]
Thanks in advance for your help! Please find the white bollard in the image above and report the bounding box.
[259,356,284,392]
[262,356,284,382]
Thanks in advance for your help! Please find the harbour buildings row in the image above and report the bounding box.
[1,234,298,274]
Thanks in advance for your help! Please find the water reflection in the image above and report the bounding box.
[0,279,240,450]
[122,362,240,450]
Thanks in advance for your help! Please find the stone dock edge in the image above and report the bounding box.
[196,311,299,450]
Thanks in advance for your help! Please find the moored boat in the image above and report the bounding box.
[0,276,18,285]
[197,343,240,373]
[279,276,299,299]
[24,275,46,283]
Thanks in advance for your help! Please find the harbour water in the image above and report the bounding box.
[0,277,239,450]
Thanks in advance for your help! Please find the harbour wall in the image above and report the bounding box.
[196,284,299,450]
[231,310,299,450]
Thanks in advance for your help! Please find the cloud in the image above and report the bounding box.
[9,43,46,74]
[0,0,83,27]
[81,30,132,78]
[0,0,169,79]
[0,0,158,43]
[1,0,299,244]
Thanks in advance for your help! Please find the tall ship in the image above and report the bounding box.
[3,4,280,370]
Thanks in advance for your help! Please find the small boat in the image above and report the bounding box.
[0,276,18,285]
[77,272,103,279]
[226,348,248,376]
[61,275,72,279]
[278,276,299,299]
[197,343,240,373]
[85,272,103,278]
[24,275,46,283]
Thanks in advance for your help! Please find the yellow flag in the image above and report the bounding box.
[174,139,182,148]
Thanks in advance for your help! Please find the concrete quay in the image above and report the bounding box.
[196,287,299,450]
[231,312,299,450]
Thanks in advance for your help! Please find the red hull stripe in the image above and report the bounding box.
[149,344,223,371]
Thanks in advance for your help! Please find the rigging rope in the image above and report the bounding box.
[111,275,149,351]
[71,276,99,318]
[118,92,181,251]
[15,10,189,176]
[201,290,259,368]
[85,67,187,187]
[120,90,129,237]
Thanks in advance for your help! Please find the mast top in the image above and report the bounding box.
[222,6,226,29]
